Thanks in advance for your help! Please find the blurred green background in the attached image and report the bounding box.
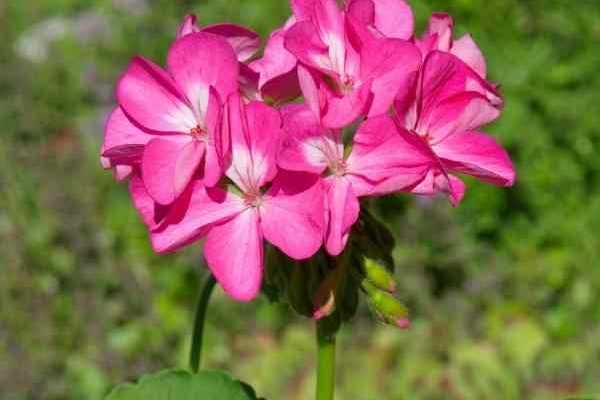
[1,0,599,399]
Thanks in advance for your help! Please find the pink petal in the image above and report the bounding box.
[141,137,204,205]
[408,169,466,206]
[451,34,487,78]
[321,80,372,129]
[425,13,454,52]
[346,115,432,195]
[419,51,468,117]
[151,183,246,253]
[117,57,196,133]
[250,23,301,102]
[225,95,282,192]
[129,173,170,229]
[261,171,325,259]
[204,208,263,302]
[433,131,516,187]
[313,0,346,74]
[297,64,323,120]
[291,0,318,20]
[348,0,414,40]
[114,165,133,181]
[285,20,333,73]
[278,104,337,174]
[201,23,261,62]
[425,91,501,143]
[167,32,239,118]
[360,38,421,116]
[202,87,225,187]
[176,14,200,38]
[102,107,152,164]
[325,177,360,256]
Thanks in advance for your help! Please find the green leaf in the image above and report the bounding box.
[106,369,264,400]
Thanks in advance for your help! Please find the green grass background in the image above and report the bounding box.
[1,0,599,399]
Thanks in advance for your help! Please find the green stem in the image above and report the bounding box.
[189,273,217,373]
[316,319,337,400]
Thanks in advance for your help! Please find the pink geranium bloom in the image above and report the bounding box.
[392,51,516,205]
[178,14,261,100]
[279,104,430,256]
[177,14,260,62]
[345,0,414,40]
[282,0,421,128]
[102,32,239,205]
[414,13,502,107]
[250,17,301,103]
[148,95,326,301]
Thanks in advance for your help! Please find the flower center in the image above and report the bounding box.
[340,74,354,94]
[190,125,207,141]
[243,190,263,208]
[329,158,347,177]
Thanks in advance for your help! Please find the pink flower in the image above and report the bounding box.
[279,104,430,256]
[250,17,301,103]
[414,13,502,107]
[102,32,239,205]
[254,0,418,129]
[393,51,516,205]
[177,14,260,62]
[148,95,326,301]
[345,0,414,40]
[178,14,262,100]
[416,13,486,78]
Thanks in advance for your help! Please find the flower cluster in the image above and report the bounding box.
[101,1,515,302]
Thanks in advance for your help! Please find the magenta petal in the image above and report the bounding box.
[250,23,301,102]
[113,165,134,181]
[130,174,169,229]
[297,64,323,120]
[285,20,332,73]
[425,91,500,143]
[141,137,203,205]
[291,0,318,20]
[226,95,282,192]
[261,171,325,259]
[102,107,152,164]
[325,177,360,256]
[244,101,282,187]
[201,23,260,62]
[451,34,487,78]
[203,87,225,187]
[117,57,196,133]
[167,32,239,116]
[425,13,454,52]
[347,116,432,191]
[321,81,372,129]
[434,131,516,187]
[279,104,333,174]
[360,38,421,116]
[151,184,246,253]
[348,0,414,40]
[419,51,468,115]
[204,208,263,302]
[176,14,201,38]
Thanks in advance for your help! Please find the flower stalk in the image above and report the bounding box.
[189,273,217,373]
[316,317,338,400]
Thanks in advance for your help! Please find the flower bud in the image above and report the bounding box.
[361,256,397,293]
[361,279,410,330]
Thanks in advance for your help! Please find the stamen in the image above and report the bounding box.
[190,126,207,141]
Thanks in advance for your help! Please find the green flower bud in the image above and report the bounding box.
[361,279,410,330]
[361,256,397,293]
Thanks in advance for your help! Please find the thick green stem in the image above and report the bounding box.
[316,319,337,400]
[189,273,217,373]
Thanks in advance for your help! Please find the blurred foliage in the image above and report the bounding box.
[1,0,599,399]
